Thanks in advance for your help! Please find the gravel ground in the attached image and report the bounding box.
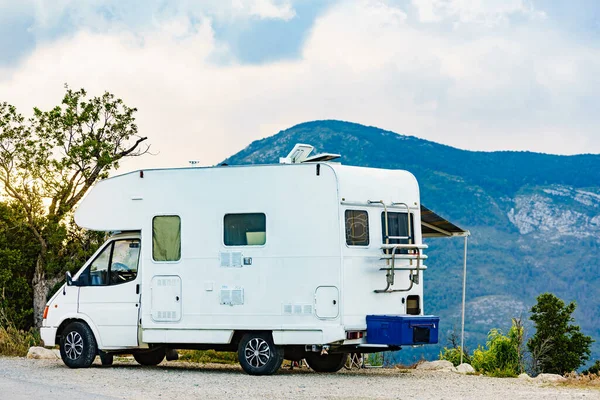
[0,356,598,400]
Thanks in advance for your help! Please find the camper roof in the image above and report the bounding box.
[74,144,466,238]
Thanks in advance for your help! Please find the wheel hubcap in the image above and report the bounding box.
[245,338,271,368]
[65,331,84,360]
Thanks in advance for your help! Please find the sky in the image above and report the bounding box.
[1,0,600,171]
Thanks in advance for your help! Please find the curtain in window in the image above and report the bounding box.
[345,210,369,246]
[382,212,410,244]
[153,216,181,261]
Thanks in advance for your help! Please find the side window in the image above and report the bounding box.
[153,216,181,262]
[89,244,111,286]
[224,213,266,246]
[345,210,369,246]
[110,240,140,284]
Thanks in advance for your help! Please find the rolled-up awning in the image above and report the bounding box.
[421,205,469,238]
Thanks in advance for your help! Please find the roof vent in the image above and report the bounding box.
[279,143,340,164]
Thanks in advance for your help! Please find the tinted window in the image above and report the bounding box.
[345,210,369,246]
[153,216,181,262]
[224,213,266,246]
[382,212,414,255]
[381,212,413,245]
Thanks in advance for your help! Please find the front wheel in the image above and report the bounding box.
[59,321,97,369]
[133,347,166,366]
[305,352,348,373]
[238,333,284,375]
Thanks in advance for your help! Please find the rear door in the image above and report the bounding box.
[78,238,141,348]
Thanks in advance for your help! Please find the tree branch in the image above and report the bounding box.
[117,136,148,158]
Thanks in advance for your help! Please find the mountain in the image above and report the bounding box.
[223,120,600,366]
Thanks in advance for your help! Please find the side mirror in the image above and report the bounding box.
[66,271,73,286]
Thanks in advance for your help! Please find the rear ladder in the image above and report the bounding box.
[368,200,428,293]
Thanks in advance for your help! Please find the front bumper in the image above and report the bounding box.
[40,327,57,347]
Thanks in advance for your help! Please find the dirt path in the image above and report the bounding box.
[0,357,598,400]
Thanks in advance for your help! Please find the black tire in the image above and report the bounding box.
[59,321,97,369]
[133,347,166,366]
[305,352,348,373]
[238,333,284,375]
[165,349,179,361]
[99,351,114,366]
[284,346,306,362]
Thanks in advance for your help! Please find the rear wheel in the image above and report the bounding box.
[284,346,306,362]
[305,352,348,373]
[165,349,179,361]
[238,333,283,375]
[133,347,166,366]
[59,321,97,369]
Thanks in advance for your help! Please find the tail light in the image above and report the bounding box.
[346,331,364,340]
[43,306,49,320]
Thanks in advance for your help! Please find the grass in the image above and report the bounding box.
[178,349,238,365]
[0,325,40,357]
[561,372,600,388]
[485,368,519,378]
[395,360,423,370]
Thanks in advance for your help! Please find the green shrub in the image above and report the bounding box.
[178,349,238,364]
[365,353,384,367]
[439,346,470,366]
[485,367,522,378]
[0,325,40,356]
[583,360,600,375]
[469,321,524,378]
[528,293,593,375]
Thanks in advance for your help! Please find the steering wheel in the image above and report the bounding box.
[110,262,133,283]
[111,262,130,271]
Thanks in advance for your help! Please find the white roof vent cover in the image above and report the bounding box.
[279,143,340,164]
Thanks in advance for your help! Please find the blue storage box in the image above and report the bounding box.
[366,315,439,346]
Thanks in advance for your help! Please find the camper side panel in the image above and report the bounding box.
[136,164,344,344]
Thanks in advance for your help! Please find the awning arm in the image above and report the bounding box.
[421,221,453,237]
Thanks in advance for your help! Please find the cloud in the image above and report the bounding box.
[0,1,302,66]
[21,0,297,30]
[411,0,545,26]
[0,0,298,52]
[1,0,599,174]
[237,0,296,21]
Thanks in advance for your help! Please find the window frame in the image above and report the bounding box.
[381,211,414,255]
[344,209,370,247]
[109,239,141,285]
[223,212,267,247]
[79,238,141,286]
[84,241,113,287]
[152,215,182,263]
[381,211,414,244]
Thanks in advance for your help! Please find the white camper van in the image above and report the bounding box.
[41,144,452,375]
